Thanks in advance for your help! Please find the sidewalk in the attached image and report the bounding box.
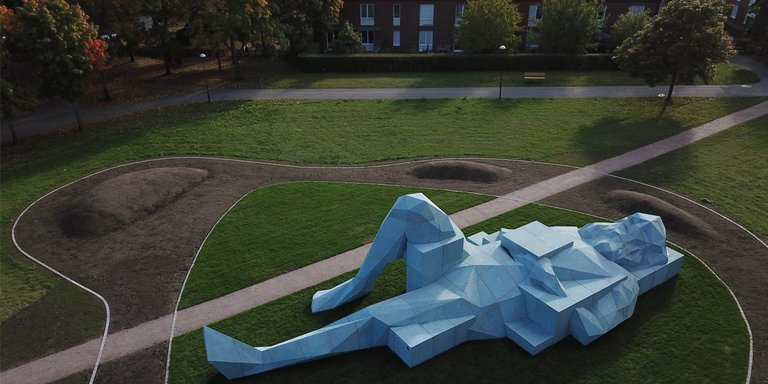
[2,100,766,384]
[2,56,766,144]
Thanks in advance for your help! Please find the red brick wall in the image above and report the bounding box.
[336,0,664,52]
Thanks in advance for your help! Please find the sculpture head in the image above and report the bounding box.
[578,212,668,270]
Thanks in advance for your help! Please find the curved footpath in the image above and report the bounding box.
[1,100,767,384]
[1,56,767,144]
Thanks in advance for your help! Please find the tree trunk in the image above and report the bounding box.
[100,72,111,101]
[8,121,18,145]
[71,100,83,131]
[9,64,18,84]
[128,44,136,62]
[217,50,223,71]
[665,70,677,106]
[230,37,242,79]
[164,53,173,76]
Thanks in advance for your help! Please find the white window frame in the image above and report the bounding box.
[418,30,433,52]
[455,4,465,25]
[361,30,375,52]
[629,5,645,15]
[393,30,401,47]
[730,4,739,19]
[744,12,756,24]
[528,5,541,27]
[393,4,400,26]
[420,4,434,26]
[361,4,374,26]
[596,6,607,21]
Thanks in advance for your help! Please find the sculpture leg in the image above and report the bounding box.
[311,218,408,312]
[312,193,461,312]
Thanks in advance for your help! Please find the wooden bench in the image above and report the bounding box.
[523,72,546,81]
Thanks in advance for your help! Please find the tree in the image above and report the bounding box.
[142,0,188,75]
[614,0,734,106]
[3,0,106,130]
[747,0,767,55]
[538,0,604,54]
[272,0,342,54]
[85,38,112,100]
[455,0,522,53]
[332,20,362,53]
[187,0,270,79]
[609,10,650,52]
[75,0,145,62]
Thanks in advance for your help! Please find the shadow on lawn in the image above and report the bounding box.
[572,110,699,172]
[0,100,252,189]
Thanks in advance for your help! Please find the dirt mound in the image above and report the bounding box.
[60,167,209,237]
[606,190,714,238]
[411,160,511,183]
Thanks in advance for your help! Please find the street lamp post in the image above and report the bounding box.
[200,52,211,103]
[498,45,507,100]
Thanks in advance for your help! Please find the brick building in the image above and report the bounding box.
[329,0,664,53]
[724,0,757,34]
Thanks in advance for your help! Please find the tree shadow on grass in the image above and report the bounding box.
[0,100,252,189]
[572,111,699,171]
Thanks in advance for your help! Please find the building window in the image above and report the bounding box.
[419,30,433,52]
[730,4,739,19]
[456,4,465,25]
[361,4,374,26]
[393,4,400,26]
[528,5,541,27]
[361,30,374,52]
[393,30,401,47]
[325,31,339,50]
[420,4,434,26]
[629,5,645,15]
[596,6,606,22]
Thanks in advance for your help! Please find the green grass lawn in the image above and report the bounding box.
[619,115,768,240]
[0,280,104,369]
[1,97,762,319]
[169,204,748,384]
[179,182,492,309]
[254,63,759,89]
[1,97,762,368]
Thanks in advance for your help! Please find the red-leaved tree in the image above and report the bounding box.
[85,38,112,100]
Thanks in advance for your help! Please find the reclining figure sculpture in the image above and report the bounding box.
[204,193,683,380]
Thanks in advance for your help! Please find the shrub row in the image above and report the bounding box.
[296,53,618,72]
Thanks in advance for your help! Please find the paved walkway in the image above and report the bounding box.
[1,56,766,144]
[2,100,767,384]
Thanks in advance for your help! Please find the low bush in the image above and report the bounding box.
[296,53,617,72]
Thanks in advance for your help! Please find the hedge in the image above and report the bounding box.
[296,53,618,72]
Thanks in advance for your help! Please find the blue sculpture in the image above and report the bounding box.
[203,193,683,379]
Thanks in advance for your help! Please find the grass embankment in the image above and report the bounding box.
[82,57,758,105]
[169,203,749,384]
[0,97,762,367]
[620,115,768,240]
[179,182,492,308]
[262,62,758,89]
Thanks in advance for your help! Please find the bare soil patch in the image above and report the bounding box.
[605,190,715,238]
[60,167,209,237]
[7,157,767,383]
[410,160,511,183]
